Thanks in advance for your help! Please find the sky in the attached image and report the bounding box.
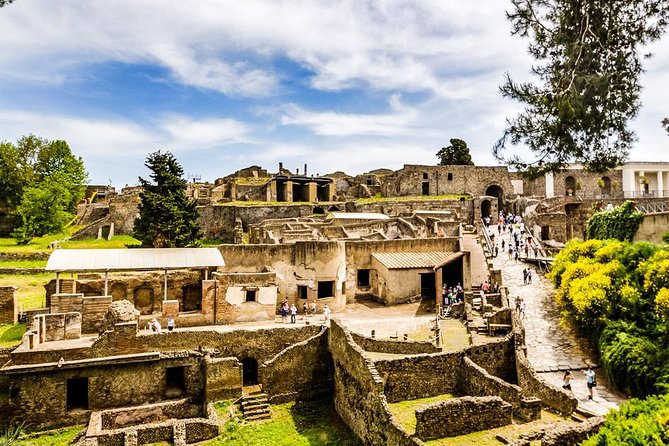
[0,1,668,188]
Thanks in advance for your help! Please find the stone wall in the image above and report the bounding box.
[328,319,423,446]
[4,354,204,427]
[351,332,441,355]
[204,357,242,402]
[634,211,669,244]
[213,271,277,323]
[0,286,17,324]
[261,327,332,403]
[414,396,512,440]
[540,415,605,446]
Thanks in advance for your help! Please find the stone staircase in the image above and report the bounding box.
[241,387,271,421]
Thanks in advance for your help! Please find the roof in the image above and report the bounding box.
[325,212,390,220]
[371,251,463,270]
[46,248,225,272]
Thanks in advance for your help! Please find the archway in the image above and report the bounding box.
[241,357,259,386]
[565,176,576,196]
[485,185,504,214]
[600,176,611,197]
[481,199,492,220]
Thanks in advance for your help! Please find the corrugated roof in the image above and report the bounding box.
[46,248,225,272]
[326,212,390,220]
[371,251,461,270]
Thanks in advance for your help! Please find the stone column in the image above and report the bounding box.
[307,182,317,202]
[285,180,293,202]
[622,167,636,198]
[657,171,664,198]
[0,286,17,324]
[544,172,554,199]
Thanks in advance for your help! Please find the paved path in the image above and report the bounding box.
[490,224,626,416]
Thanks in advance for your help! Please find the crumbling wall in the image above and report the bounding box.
[204,357,242,401]
[350,332,441,355]
[328,319,423,446]
[414,396,512,440]
[261,327,332,403]
[0,286,17,324]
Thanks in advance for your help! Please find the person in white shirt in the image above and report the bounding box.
[323,304,332,322]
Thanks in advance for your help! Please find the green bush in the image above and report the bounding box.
[581,394,669,445]
[586,201,644,242]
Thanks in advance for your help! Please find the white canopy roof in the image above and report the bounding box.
[46,248,225,272]
[325,212,390,220]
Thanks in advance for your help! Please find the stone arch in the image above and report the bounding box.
[327,205,341,212]
[565,176,576,196]
[241,357,259,386]
[485,184,504,214]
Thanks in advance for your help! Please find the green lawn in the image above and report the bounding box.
[13,425,85,446]
[388,393,456,433]
[207,399,362,446]
[0,272,51,310]
[58,235,140,249]
[0,323,25,348]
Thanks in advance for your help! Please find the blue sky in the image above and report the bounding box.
[1,1,668,188]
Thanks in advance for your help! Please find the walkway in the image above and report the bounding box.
[490,225,626,416]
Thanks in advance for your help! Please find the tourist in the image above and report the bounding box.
[523,268,528,285]
[323,304,332,322]
[527,269,532,284]
[167,317,175,333]
[149,318,161,333]
[501,239,505,250]
[519,299,526,318]
[515,296,521,314]
[494,243,498,257]
[302,302,308,320]
[281,300,289,323]
[310,300,317,316]
[442,284,448,307]
[562,370,574,392]
[584,367,597,400]
[290,304,297,323]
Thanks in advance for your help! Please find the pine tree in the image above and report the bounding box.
[133,151,202,248]
[436,138,475,165]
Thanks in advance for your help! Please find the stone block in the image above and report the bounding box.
[161,300,180,318]
[112,321,138,341]
[43,313,66,342]
[519,397,542,422]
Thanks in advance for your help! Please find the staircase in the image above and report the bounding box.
[241,387,271,421]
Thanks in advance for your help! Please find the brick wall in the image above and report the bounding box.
[0,286,17,324]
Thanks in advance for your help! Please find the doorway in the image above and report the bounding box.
[241,357,259,385]
[420,272,435,299]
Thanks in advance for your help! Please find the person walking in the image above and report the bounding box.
[167,317,175,333]
[519,299,526,318]
[302,302,308,320]
[323,304,332,322]
[523,268,528,285]
[310,300,317,316]
[527,268,533,284]
[584,367,597,400]
[562,370,574,392]
[281,300,288,323]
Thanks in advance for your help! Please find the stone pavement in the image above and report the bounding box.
[490,224,626,416]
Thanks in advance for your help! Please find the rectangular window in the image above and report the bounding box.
[67,377,89,411]
[245,289,257,302]
[166,366,186,397]
[357,269,370,287]
[297,285,308,299]
[317,281,335,299]
[447,173,453,181]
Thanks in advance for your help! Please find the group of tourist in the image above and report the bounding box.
[487,210,538,261]
[441,283,464,307]
[146,316,175,333]
[281,299,331,323]
[562,367,597,400]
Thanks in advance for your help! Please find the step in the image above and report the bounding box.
[246,412,272,421]
[242,402,269,411]
[242,395,268,404]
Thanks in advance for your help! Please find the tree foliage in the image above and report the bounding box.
[582,394,669,445]
[586,201,645,241]
[1,136,88,243]
[550,238,669,396]
[495,0,669,178]
[436,138,474,166]
[133,151,202,248]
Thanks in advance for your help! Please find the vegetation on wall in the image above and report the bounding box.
[133,151,202,248]
[585,201,644,242]
[549,239,669,397]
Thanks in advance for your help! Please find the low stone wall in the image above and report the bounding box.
[0,251,50,261]
[261,327,332,403]
[204,357,242,402]
[351,332,441,355]
[541,416,605,446]
[0,268,45,275]
[512,314,577,415]
[415,396,512,440]
[460,357,522,411]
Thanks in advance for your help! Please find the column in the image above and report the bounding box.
[658,171,664,198]
[544,172,554,198]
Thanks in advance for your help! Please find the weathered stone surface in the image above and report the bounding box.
[0,286,17,324]
[104,299,140,328]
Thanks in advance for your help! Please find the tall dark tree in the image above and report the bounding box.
[436,138,474,166]
[495,0,669,178]
[133,151,202,248]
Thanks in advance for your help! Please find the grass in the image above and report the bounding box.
[14,425,84,446]
[356,194,471,204]
[424,410,569,446]
[206,399,362,446]
[388,394,456,433]
[0,324,26,348]
[0,259,47,269]
[0,232,66,253]
[58,235,140,249]
[439,319,471,351]
[0,273,51,310]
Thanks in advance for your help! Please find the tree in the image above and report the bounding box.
[133,151,202,248]
[495,0,669,178]
[7,137,88,243]
[436,138,474,166]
